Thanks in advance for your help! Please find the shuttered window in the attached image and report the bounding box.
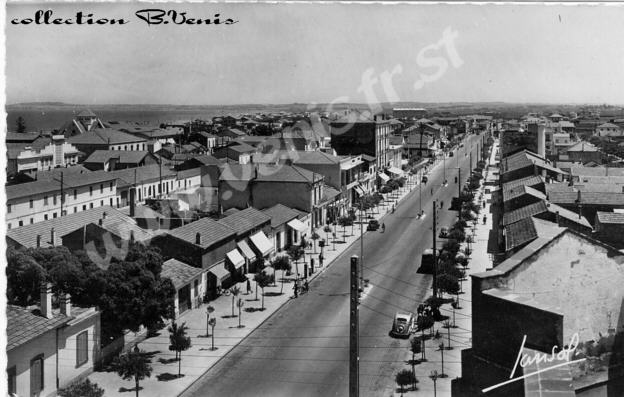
[76,331,88,367]
[30,354,44,395]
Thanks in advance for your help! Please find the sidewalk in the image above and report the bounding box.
[392,136,499,396]
[88,167,425,397]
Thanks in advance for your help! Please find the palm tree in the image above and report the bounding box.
[208,318,217,350]
[116,347,152,397]
[205,305,215,337]
[229,286,241,317]
[323,225,332,243]
[429,370,439,397]
[168,322,191,377]
[237,298,245,328]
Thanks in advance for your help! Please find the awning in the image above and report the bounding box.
[287,219,307,233]
[378,172,390,183]
[208,263,230,283]
[250,231,274,257]
[387,167,404,176]
[237,240,256,262]
[354,185,365,196]
[226,249,245,270]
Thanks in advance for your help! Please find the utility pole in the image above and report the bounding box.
[359,202,364,290]
[60,171,64,216]
[349,256,359,397]
[432,200,438,297]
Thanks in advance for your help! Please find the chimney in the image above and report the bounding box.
[103,211,107,220]
[196,232,201,245]
[40,283,53,319]
[98,218,103,226]
[36,234,41,248]
[577,190,582,203]
[555,211,561,226]
[59,293,71,316]
[50,228,56,246]
[129,188,136,217]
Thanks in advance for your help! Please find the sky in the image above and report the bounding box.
[5,2,624,106]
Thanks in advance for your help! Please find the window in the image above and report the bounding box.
[30,218,34,224]
[82,204,87,211]
[90,203,94,209]
[74,189,78,200]
[19,220,23,227]
[100,184,104,194]
[74,207,77,213]
[7,203,11,213]
[76,331,88,367]
[44,195,49,205]
[30,199,33,208]
[7,223,11,230]
[53,195,57,205]
[110,182,114,191]
[89,186,93,196]
[30,354,44,395]
[100,200,104,207]
[7,366,16,396]
[110,198,114,206]
[44,214,48,221]
[53,213,57,218]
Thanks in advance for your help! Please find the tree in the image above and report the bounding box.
[437,273,460,297]
[6,247,46,305]
[16,116,26,134]
[287,245,304,278]
[310,231,320,254]
[337,216,351,238]
[208,318,217,350]
[271,256,291,294]
[429,370,439,397]
[318,239,326,256]
[205,306,215,336]
[116,347,153,397]
[395,369,417,396]
[254,272,272,310]
[409,337,422,388]
[229,285,241,317]
[323,225,332,243]
[58,379,104,397]
[168,322,191,377]
[237,298,245,328]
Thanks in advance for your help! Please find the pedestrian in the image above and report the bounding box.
[483,201,486,209]
[293,281,299,298]
[483,215,487,224]
[246,278,251,295]
[319,254,324,267]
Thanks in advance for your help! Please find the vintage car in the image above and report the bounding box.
[391,312,415,338]
[421,175,428,184]
[439,227,449,238]
[367,219,380,231]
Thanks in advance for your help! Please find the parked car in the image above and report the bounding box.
[439,227,449,238]
[391,312,416,338]
[421,176,428,184]
[449,151,454,157]
[367,219,380,231]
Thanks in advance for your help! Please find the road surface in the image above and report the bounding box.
[182,134,483,397]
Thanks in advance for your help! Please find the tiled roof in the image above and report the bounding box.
[596,211,624,224]
[177,167,202,179]
[7,305,95,351]
[166,217,235,248]
[218,207,271,235]
[110,164,176,187]
[503,201,549,226]
[502,184,547,202]
[598,123,621,129]
[292,151,341,165]
[32,166,93,181]
[321,185,342,203]
[500,150,565,175]
[501,175,544,192]
[68,129,146,145]
[262,204,300,228]
[546,185,624,206]
[6,132,41,143]
[77,109,97,117]
[161,259,204,289]
[6,171,118,201]
[570,166,624,177]
[565,141,599,152]
[255,165,323,183]
[84,150,153,164]
[190,154,222,166]
[6,206,145,248]
[505,217,565,251]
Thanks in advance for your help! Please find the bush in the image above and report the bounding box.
[58,379,104,397]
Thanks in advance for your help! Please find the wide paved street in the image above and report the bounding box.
[182,135,482,397]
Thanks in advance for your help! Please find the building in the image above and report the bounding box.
[217,163,329,228]
[454,229,624,396]
[161,259,206,318]
[110,164,178,207]
[262,203,308,252]
[7,286,101,397]
[82,150,159,171]
[58,109,107,137]
[561,141,603,164]
[212,142,255,164]
[6,172,119,229]
[596,122,623,137]
[545,183,624,225]
[501,125,537,157]
[68,129,148,158]
[7,134,82,176]
[330,112,391,169]
[499,150,567,183]
[392,108,427,120]
[594,211,624,249]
